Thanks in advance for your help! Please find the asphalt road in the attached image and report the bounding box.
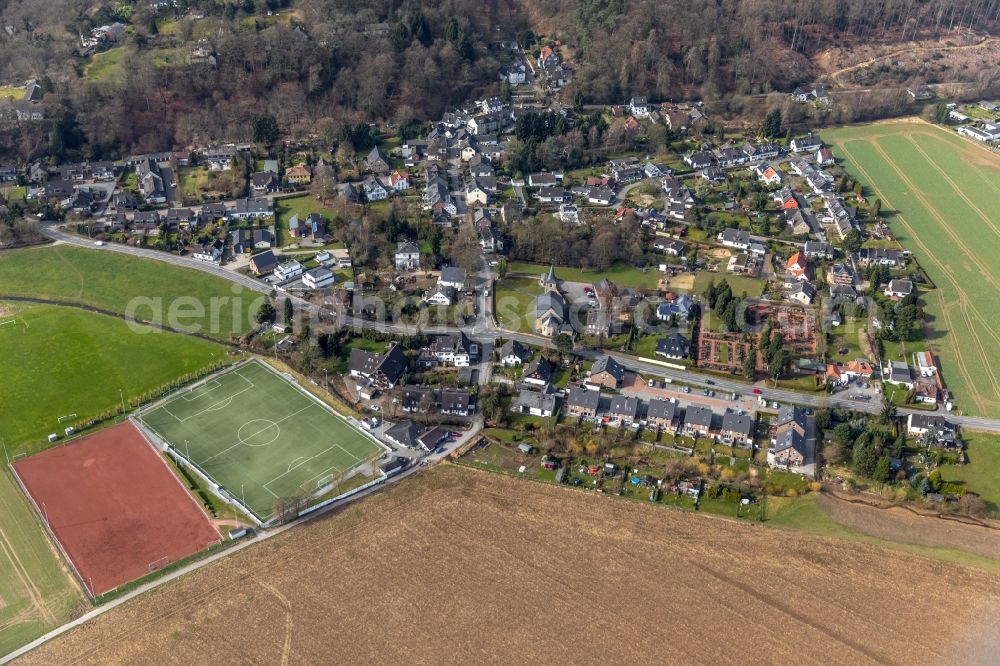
[0,411,483,666]
[41,225,1000,434]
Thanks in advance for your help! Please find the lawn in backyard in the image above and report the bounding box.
[825,119,1000,416]
[274,194,340,246]
[139,360,384,521]
[494,277,542,334]
[0,470,83,656]
[505,261,662,289]
[692,272,765,299]
[1,301,224,452]
[0,245,258,340]
[84,48,125,83]
[3,185,27,201]
[176,166,211,203]
[940,433,1000,515]
[826,322,866,364]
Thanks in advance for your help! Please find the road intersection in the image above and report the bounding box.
[42,224,1000,433]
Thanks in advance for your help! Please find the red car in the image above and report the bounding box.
[752,388,762,395]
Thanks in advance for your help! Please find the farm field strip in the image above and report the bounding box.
[861,137,1000,401]
[16,466,1000,665]
[841,139,997,412]
[0,471,83,657]
[826,120,1000,415]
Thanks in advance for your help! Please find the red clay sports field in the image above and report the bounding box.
[12,421,221,596]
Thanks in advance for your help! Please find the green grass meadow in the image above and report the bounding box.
[692,272,765,299]
[940,433,1000,514]
[0,245,258,340]
[83,48,125,83]
[1,302,224,452]
[825,120,1000,416]
[273,194,339,246]
[494,277,542,334]
[0,469,83,656]
[506,261,662,290]
[139,360,383,520]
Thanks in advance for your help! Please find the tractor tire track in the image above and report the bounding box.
[864,140,1000,405]
[865,140,1000,401]
[905,136,1000,243]
[868,141,1000,297]
[837,139,994,413]
[0,523,57,626]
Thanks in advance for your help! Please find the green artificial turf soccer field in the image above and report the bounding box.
[139,360,383,520]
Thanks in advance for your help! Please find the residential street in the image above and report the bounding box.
[40,224,1000,434]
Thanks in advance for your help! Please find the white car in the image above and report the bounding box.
[93,240,104,246]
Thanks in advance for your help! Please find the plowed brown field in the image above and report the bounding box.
[18,465,1000,665]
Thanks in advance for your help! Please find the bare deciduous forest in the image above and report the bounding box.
[1,0,999,159]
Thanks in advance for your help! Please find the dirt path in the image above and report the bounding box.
[826,35,1000,87]
[817,491,1000,560]
[0,524,57,626]
[50,246,86,301]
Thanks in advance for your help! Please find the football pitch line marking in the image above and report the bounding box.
[302,463,345,490]
[197,404,316,467]
[179,378,223,402]
[159,376,256,423]
[261,442,353,495]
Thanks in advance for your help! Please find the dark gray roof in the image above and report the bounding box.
[590,355,625,382]
[349,344,407,386]
[776,405,807,431]
[516,389,556,413]
[535,290,565,317]
[305,266,334,280]
[721,410,754,436]
[566,385,600,410]
[773,429,806,456]
[656,333,690,359]
[439,266,467,285]
[439,388,473,411]
[907,413,953,431]
[608,395,639,418]
[376,344,408,385]
[385,420,423,448]
[234,197,272,215]
[684,403,713,428]
[645,398,677,422]
[720,228,750,245]
[250,250,278,272]
[349,348,381,375]
[380,457,408,475]
[523,357,553,383]
[499,339,528,361]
